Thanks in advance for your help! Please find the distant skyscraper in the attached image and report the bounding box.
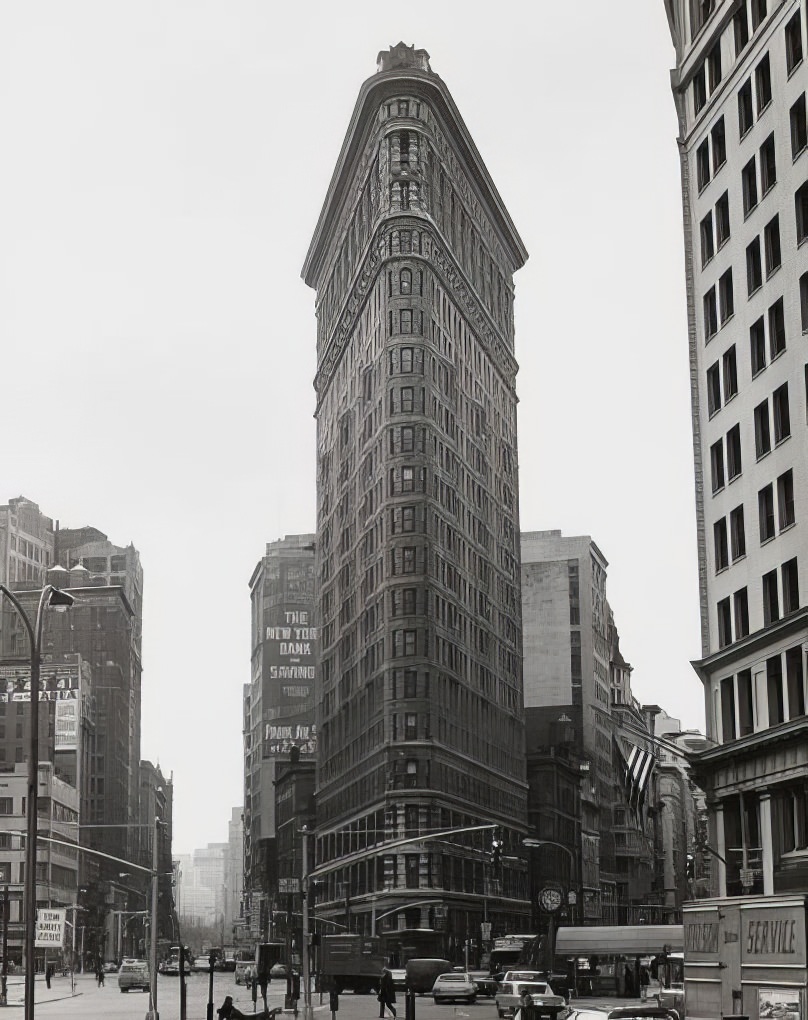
[665,0,808,920]
[521,530,655,926]
[303,43,529,940]
[244,535,316,938]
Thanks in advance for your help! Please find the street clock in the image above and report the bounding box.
[538,886,563,913]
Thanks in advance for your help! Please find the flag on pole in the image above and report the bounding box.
[615,737,655,819]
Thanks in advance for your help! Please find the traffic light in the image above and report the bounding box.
[686,853,695,881]
[490,828,503,869]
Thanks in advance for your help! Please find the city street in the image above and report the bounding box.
[16,975,612,1020]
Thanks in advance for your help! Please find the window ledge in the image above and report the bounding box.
[756,448,772,463]
[781,847,808,861]
[761,181,777,200]
[766,264,782,282]
[760,533,776,547]
[758,99,773,118]
[787,60,804,82]
[779,521,796,536]
[775,434,791,450]
[748,282,763,299]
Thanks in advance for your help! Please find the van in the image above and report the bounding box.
[118,958,150,993]
[404,959,453,994]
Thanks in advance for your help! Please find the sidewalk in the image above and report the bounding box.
[3,972,91,1007]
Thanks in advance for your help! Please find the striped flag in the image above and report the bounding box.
[615,738,655,817]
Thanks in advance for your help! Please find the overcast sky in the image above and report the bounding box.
[0,1,700,854]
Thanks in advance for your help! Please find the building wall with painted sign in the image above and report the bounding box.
[684,895,808,1020]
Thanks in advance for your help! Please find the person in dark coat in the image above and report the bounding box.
[639,965,650,1002]
[379,967,397,1019]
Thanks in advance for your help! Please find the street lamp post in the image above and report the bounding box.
[0,583,74,1020]
[522,839,578,969]
[148,814,161,1020]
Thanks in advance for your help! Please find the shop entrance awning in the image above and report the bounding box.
[555,925,684,957]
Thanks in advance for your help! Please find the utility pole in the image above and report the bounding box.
[301,826,313,1020]
[147,815,160,1020]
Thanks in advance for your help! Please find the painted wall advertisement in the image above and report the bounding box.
[55,700,78,751]
[261,559,317,759]
[0,664,79,703]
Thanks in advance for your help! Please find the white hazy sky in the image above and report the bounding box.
[0,1,702,855]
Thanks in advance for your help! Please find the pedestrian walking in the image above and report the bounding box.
[639,964,650,1002]
[378,967,397,1019]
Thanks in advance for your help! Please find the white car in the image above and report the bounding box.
[432,971,477,1004]
[496,980,566,1019]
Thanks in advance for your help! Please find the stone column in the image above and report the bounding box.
[715,801,727,897]
[759,791,774,894]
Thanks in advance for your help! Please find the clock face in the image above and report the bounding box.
[539,887,563,913]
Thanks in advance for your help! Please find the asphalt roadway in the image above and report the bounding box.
[3,973,651,1020]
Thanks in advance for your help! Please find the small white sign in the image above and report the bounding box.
[35,908,66,948]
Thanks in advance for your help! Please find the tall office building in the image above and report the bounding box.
[244,536,316,937]
[302,43,529,944]
[521,531,656,927]
[666,2,808,1006]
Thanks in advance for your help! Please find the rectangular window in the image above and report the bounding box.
[801,273,808,332]
[401,506,415,532]
[767,653,784,723]
[755,53,772,113]
[796,181,808,244]
[734,587,750,638]
[704,286,718,340]
[718,596,733,647]
[751,317,766,374]
[402,547,416,573]
[400,387,414,413]
[764,215,781,276]
[769,297,786,358]
[782,559,799,615]
[786,647,805,720]
[400,347,414,372]
[401,466,414,492]
[719,268,734,322]
[759,483,776,541]
[712,116,727,170]
[773,382,790,443]
[0,798,12,816]
[711,438,725,492]
[763,568,780,626]
[697,138,711,190]
[694,64,707,114]
[716,191,731,246]
[791,95,808,158]
[404,713,417,740]
[747,236,763,295]
[700,212,715,266]
[726,423,742,479]
[400,426,414,452]
[721,675,737,740]
[734,5,750,54]
[778,469,795,529]
[714,517,729,571]
[742,157,758,214]
[738,79,754,137]
[730,504,746,559]
[751,0,767,32]
[755,399,771,458]
[785,11,804,74]
[738,669,754,735]
[400,309,412,334]
[760,133,777,193]
[708,41,722,91]
[707,361,721,415]
[723,345,738,400]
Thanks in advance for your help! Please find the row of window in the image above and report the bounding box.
[704,177,808,343]
[710,381,791,493]
[719,640,804,742]
[717,555,799,646]
[692,1,790,119]
[713,467,795,572]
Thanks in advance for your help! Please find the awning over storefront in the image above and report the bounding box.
[555,925,684,956]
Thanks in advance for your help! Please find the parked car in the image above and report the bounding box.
[118,959,150,993]
[496,980,566,1019]
[103,961,119,974]
[270,962,289,979]
[607,1010,681,1020]
[469,970,498,996]
[162,956,182,976]
[194,955,213,973]
[432,971,477,1004]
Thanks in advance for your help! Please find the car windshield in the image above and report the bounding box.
[441,976,465,982]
